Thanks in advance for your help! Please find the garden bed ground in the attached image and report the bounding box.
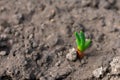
[0,0,120,80]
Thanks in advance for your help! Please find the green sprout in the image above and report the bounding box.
[75,31,91,52]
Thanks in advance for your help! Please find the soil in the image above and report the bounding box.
[0,0,120,80]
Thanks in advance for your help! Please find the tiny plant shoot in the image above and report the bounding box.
[75,31,91,58]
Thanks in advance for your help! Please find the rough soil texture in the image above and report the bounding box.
[0,0,120,80]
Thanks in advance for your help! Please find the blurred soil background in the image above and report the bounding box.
[0,0,120,80]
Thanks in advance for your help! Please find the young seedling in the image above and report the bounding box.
[75,31,91,58]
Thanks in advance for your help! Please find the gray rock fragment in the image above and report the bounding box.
[93,67,107,78]
[66,48,77,61]
[110,56,120,75]
[0,51,7,56]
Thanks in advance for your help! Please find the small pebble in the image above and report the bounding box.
[55,60,61,66]
[39,77,46,80]
[4,27,11,33]
[15,32,20,37]
[32,42,38,48]
[0,34,8,39]
[46,34,59,47]
[80,56,87,64]
[0,51,7,56]
[8,39,13,45]
[29,34,33,39]
[0,7,5,12]
[66,48,77,61]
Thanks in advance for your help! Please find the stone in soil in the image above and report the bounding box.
[110,56,120,75]
[92,67,107,78]
[66,48,77,61]
[45,34,63,47]
[0,51,7,56]
[39,77,46,80]
[0,34,8,40]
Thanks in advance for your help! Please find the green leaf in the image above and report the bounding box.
[74,31,91,52]
[84,39,91,50]
[79,31,85,47]
[75,32,81,49]
[76,40,82,50]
